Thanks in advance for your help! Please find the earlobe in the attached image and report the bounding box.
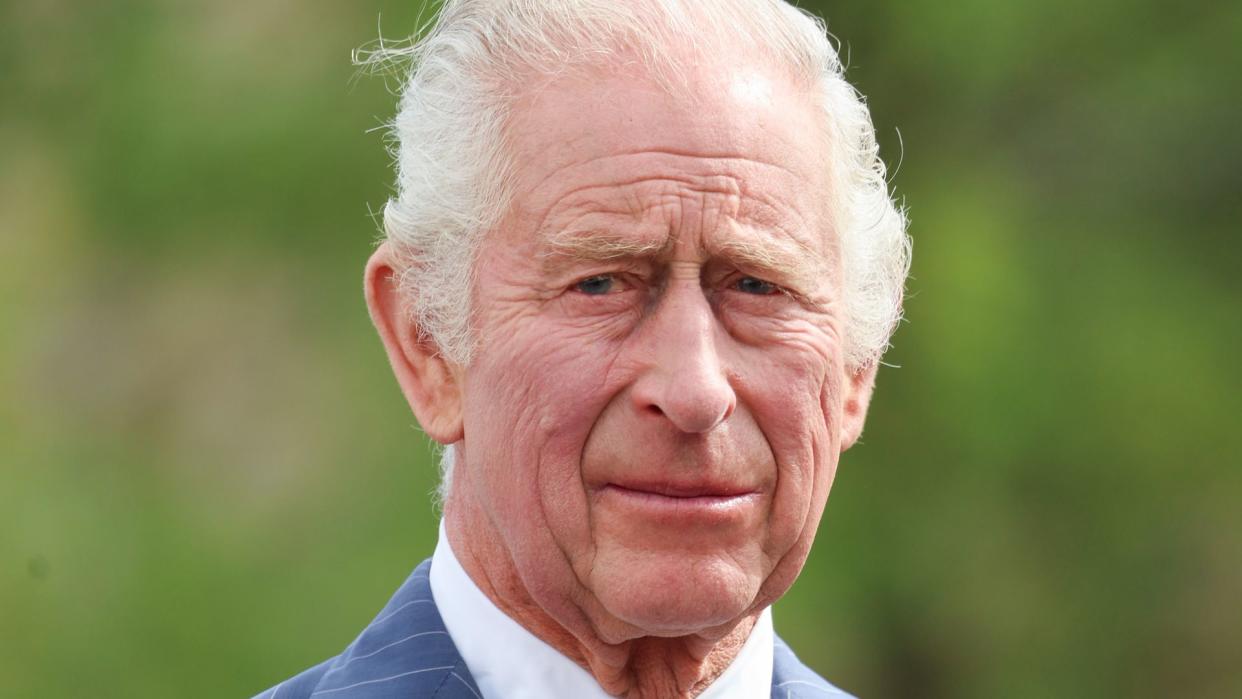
[364,243,465,444]
[840,362,877,451]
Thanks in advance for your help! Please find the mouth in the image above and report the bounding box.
[597,481,762,520]
[605,481,756,499]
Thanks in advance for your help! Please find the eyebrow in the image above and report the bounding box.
[712,235,822,290]
[539,227,826,292]
[540,230,671,267]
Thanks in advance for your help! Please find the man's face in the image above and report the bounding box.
[453,62,869,641]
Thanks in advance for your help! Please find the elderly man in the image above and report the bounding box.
[258,0,908,697]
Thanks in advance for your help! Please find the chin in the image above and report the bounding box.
[589,550,761,638]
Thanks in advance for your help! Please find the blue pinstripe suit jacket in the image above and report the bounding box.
[255,559,854,698]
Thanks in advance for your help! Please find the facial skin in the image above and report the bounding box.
[367,58,876,697]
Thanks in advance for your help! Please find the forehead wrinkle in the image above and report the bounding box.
[521,151,793,219]
[737,187,815,240]
[526,175,710,242]
[732,181,839,275]
[532,174,737,265]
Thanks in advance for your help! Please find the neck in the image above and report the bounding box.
[444,498,759,698]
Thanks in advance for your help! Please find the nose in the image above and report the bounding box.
[629,285,736,433]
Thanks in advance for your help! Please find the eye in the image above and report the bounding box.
[573,274,617,295]
[733,276,779,295]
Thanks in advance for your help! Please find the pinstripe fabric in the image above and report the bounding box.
[253,558,855,698]
[253,560,481,699]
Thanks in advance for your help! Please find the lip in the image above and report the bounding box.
[596,483,762,520]
[605,480,755,498]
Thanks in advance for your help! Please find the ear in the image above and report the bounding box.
[840,362,878,451]
[364,243,465,444]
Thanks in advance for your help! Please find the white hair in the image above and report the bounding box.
[358,0,911,497]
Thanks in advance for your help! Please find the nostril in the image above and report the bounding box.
[645,404,665,418]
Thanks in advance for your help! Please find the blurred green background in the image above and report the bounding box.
[3,1,1240,696]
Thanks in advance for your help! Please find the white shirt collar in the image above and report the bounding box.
[429,520,774,699]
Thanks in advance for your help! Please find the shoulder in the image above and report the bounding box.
[251,559,482,699]
[250,658,332,699]
[770,635,858,699]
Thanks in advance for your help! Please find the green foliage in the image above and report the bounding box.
[2,1,1239,696]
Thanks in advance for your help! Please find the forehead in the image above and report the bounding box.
[502,60,833,250]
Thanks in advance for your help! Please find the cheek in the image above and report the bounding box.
[463,320,628,550]
[732,327,844,553]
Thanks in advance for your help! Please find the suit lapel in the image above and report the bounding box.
[288,558,852,699]
[309,559,483,698]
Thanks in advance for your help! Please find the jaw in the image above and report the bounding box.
[444,476,773,698]
[582,547,764,638]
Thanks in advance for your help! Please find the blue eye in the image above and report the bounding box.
[575,275,614,295]
[735,276,778,295]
